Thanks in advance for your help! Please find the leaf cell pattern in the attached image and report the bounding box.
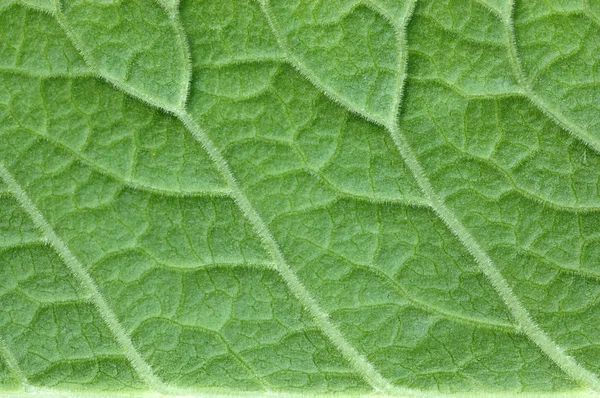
[1,0,600,395]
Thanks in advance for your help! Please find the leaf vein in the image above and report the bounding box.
[0,163,175,394]
[162,5,193,109]
[0,337,30,391]
[284,231,518,333]
[385,124,600,392]
[176,112,406,396]
[504,0,600,155]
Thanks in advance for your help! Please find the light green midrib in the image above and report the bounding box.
[9,2,411,396]
[500,1,600,388]
[0,163,175,394]
[38,3,275,394]
[385,125,600,393]
[259,0,600,393]
[177,82,407,398]
[398,0,600,156]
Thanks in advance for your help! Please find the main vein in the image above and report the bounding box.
[176,113,407,396]
[0,163,173,394]
[258,0,600,393]
[499,1,600,388]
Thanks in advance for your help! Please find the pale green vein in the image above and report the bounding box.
[1,0,600,394]
[173,12,396,394]
[393,1,600,388]
[472,0,507,21]
[384,124,600,393]
[362,0,418,128]
[0,163,174,394]
[257,0,416,128]
[405,75,525,99]
[52,0,181,116]
[228,349,274,393]
[287,236,518,333]
[259,0,600,393]
[316,179,430,208]
[523,90,600,155]
[0,337,30,391]
[175,112,407,396]
[503,0,600,155]
[49,6,271,393]
[160,4,192,110]
[48,3,408,395]
[257,0,388,127]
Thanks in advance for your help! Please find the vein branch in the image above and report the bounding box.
[361,0,418,127]
[0,337,30,390]
[504,0,600,154]
[175,112,407,396]
[385,124,600,392]
[0,163,173,394]
[393,1,600,391]
[256,0,387,127]
[489,2,600,388]
[163,6,193,109]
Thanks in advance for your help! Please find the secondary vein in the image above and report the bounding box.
[0,336,30,390]
[176,112,409,396]
[0,163,174,394]
[385,124,600,392]
[503,0,600,154]
[46,0,600,392]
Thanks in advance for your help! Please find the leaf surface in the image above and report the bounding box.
[1,0,600,396]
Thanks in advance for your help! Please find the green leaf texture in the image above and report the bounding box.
[1,0,600,396]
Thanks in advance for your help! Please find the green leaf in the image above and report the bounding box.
[1,0,600,396]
